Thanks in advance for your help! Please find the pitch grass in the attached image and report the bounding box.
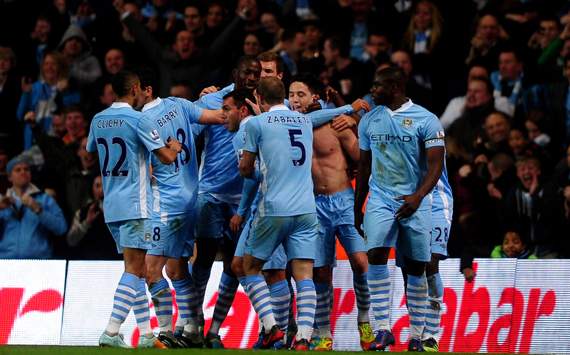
[0,347,490,355]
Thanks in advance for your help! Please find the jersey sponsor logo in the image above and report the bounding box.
[150,129,160,141]
[371,134,413,143]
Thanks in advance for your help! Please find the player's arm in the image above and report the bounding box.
[198,109,225,125]
[230,176,260,233]
[337,127,360,162]
[354,149,371,236]
[239,151,256,178]
[153,138,182,164]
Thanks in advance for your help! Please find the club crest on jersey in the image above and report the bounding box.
[150,129,160,141]
[402,118,413,128]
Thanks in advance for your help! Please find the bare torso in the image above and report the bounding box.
[312,125,353,195]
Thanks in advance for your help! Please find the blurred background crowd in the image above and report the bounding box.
[0,0,568,272]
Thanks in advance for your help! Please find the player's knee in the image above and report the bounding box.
[349,252,368,274]
[194,240,218,265]
[367,247,390,265]
[313,266,331,284]
[291,259,314,281]
[405,259,427,277]
[426,256,440,276]
[263,269,286,285]
[231,257,245,277]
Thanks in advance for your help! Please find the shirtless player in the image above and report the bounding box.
[288,74,374,351]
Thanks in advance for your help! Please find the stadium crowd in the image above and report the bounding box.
[1,0,570,351]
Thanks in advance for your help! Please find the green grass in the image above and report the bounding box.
[0,346,487,354]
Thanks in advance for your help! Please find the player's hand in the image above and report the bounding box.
[331,114,356,132]
[24,111,36,127]
[0,196,14,210]
[199,86,219,97]
[354,210,364,237]
[462,267,476,282]
[245,98,261,115]
[229,214,244,234]
[395,193,422,220]
[351,98,370,113]
[166,137,182,153]
[86,203,101,225]
[21,194,41,214]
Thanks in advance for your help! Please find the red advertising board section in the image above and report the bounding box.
[2,259,570,353]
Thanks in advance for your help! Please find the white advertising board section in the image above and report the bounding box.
[58,259,570,353]
[0,260,66,345]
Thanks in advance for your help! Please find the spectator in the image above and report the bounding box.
[441,65,514,129]
[17,51,80,150]
[446,77,496,162]
[182,4,204,47]
[0,47,22,156]
[528,16,565,82]
[299,19,324,74]
[491,230,537,259]
[260,10,283,47]
[66,175,120,260]
[278,29,306,76]
[18,15,57,78]
[502,157,562,258]
[170,83,192,99]
[360,32,392,65]
[0,156,67,259]
[491,48,531,111]
[321,35,370,102]
[57,24,102,87]
[553,145,570,190]
[474,111,512,162]
[243,32,262,57]
[466,14,509,71]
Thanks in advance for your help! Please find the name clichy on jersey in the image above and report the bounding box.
[266,115,310,125]
[96,119,125,129]
[156,108,179,127]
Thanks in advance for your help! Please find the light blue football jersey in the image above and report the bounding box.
[244,105,316,217]
[141,97,203,218]
[86,102,164,223]
[358,100,445,198]
[232,116,261,216]
[194,84,242,203]
[432,161,453,218]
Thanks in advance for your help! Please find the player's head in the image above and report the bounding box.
[111,70,141,106]
[370,66,407,106]
[7,156,32,188]
[288,73,321,113]
[222,89,255,132]
[256,77,285,110]
[136,67,159,108]
[257,51,284,80]
[233,56,261,90]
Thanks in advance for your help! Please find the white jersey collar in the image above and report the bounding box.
[386,99,413,117]
[269,104,290,112]
[111,102,132,109]
[142,97,162,112]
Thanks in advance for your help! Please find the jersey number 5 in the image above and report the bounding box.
[96,137,128,177]
[288,129,306,166]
